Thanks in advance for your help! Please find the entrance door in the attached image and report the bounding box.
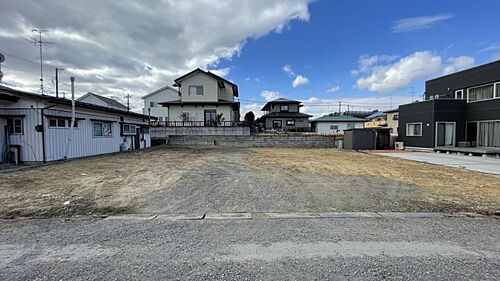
[466,122,478,147]
[272,120,282,129]
[436,122,455,147]
[134,128,141,150]
[204,110,217,126]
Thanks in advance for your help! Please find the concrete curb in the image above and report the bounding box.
[155,213,205,220]
[205,212,252,220]
[253,212,321,219]
[2,211,495,222]
[321,212,381,218]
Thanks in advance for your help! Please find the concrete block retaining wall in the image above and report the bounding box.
[162,135,340,148]
[151,126,251,137]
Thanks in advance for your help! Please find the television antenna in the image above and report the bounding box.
[26,29,53,95]
[0,53,5,84]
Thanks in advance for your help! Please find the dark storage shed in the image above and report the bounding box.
[343,128,391,150]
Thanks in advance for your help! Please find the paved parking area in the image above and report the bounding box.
[378,152,500,175]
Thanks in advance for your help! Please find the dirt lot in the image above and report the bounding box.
[0,146,499,218]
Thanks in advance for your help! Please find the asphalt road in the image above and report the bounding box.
[1,216,499,280]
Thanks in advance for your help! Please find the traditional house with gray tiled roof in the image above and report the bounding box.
[260,98,312,131]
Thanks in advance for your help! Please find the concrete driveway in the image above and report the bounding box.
[378,152,500,175]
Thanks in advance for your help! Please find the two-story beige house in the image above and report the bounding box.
[259,98,312,131]
[159,69,240,125]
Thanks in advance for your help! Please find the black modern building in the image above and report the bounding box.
[398,60,500,149]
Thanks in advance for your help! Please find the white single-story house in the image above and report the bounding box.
[311,114,365,134]
[141,85,179,122]
[0,85,152,164]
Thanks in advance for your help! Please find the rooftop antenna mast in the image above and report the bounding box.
[125,93,132,111]
[0,53,5,84]
[28,29,53,95]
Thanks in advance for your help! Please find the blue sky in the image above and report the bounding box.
[215,0,500,115]
[1,0,499,117]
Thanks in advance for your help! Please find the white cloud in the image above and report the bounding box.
[282,64,295,76]
[302,96,415,118]
[209,67,231,77]
[442,56,475,75]
[326,85,340,93]
[352,55,399,75]
[392,14,454,33]
[355,51,475,93]
[260,90,282,101]
[292,75,309,87]
[0,0,313,112]
[241,103,263,118]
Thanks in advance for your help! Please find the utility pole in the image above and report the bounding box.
[347,104,350,115]
[55,67,63,98]
[64,77,75,160]
[28,29,52,95]
[338,101,342,114]
[125,93,132,111]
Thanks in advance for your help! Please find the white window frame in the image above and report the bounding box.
[330,124,339,130]
[280,105,289,112]
[48,118,67,128]
[122,124,137,135]
[286,120,295,126]
[466,82,499,103]
[347,123,356,129]
[188,85,203,96]
[7,117,23,135]
[435,121,456,147]
[406,122,422,137]
[92,121,113,137]
[454,89,464,99]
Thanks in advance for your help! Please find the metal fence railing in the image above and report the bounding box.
[151,121,245,127]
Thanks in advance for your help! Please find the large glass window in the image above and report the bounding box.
[280,105,289,112]
[347,123,356,129]
[468,84,494,102]
[93,122,112,137]
[478,121,500,147]
[406,122,422,136]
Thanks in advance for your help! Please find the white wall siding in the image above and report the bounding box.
[180,73,218,102]
[1,108,44,162]
[142,87,179,120]
[315,121,364,134]
[43,108,150,161]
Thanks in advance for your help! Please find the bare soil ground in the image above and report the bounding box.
[0,146,498,218]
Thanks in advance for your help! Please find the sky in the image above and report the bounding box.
[0,0,499,117]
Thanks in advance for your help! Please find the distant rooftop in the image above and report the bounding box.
[312,114,366,123]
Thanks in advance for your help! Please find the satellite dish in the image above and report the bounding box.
[0,53,5,63]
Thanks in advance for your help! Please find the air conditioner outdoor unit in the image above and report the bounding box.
[395,142,404,150]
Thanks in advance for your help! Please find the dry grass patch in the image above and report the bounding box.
[251,148,500,214]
